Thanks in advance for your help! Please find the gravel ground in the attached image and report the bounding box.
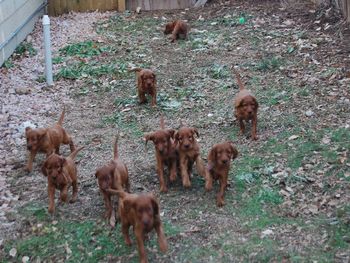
[0,11,112,243]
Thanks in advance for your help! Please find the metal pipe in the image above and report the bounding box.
[42,15,53,86]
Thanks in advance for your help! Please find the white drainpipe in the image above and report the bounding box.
[42,15,53,86]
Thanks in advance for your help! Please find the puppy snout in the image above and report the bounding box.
[142,219,150,227]
[184,144,190,149]
[27,145,32,150]
[222,159,229,164]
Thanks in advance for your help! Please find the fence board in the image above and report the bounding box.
[48,0,122,16]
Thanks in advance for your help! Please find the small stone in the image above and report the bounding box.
[15,87,32,95]
[305,110,314,117]
[22,256,30,263]
[9,247,17,257]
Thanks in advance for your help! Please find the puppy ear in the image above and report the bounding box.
[145,133,155,146]
[253,97,259,109]
[166,129,175,139]
[208,146,217,170]
[192,128,199,138]
[152,73,156,79]
[60,157,66,167]
[174,132,179,142]
[228,142,238,160]
[150,195,160,217]
[25,127,31,133]
[123,197,136,214]
[37,129,47,139]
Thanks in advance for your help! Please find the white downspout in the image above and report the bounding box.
[42,15,53,86]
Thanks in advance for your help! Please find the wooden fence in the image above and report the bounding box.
[48,0,125,16]
[311,0,350,22]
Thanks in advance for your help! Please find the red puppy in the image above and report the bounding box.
[129,68,157,107]
[145,116,177,193]
[25,108,75,172]
[95,136,130,225]
[206,142,238,207]
[175,127,209,188]
[164,20,189,42]
[234,71,259,140]
[107,189,168,263]
[41,146,84,214]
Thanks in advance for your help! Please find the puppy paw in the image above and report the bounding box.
[125,238,132,246]
[183,180,191,188]
[216,198,225,207]
[48,207,55,214]
[252,136,258,141]
[160,186,168,193]
[159,239,168,252]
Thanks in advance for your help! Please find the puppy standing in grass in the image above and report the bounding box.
[233,70,259,140]
[164,20,189,42]
[129,68,157,107]
[95,135,130,226]
[41,146,84,214]
[145,116,177,193]
[175,127,209,188]
[206,142,238,207]
[25,107,75,172]
[107,189,168,263]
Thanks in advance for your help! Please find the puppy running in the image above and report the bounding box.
[175,127,209,188]
[164,20,189,42]
[233,70,259,140]
[107,189,168,263]
[129,68,157,107]
[206,141,238,207]
[25,107,75,172]
[95,135,130,226]
[145,116,177,193]
[41,146,84,214]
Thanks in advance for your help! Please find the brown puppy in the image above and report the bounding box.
[41,146,83,214]
[107,189,167,263]
[95,136,130,225]
[145,116,177,193]
[234,71,259,140]
[206,142,238,207]
[25,108,75,172]
[129,68,157,107]
[164,20,189,42]
[175,127,209,188]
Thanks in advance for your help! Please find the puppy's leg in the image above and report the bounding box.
[251,115,258,140]
[205,171,213,191]
[179,155,191,188]
[169,158,177,182]
[62,130,75,152]
[70,179,78,203]
[122,223,132,246]
[60,185,68,203]
[156,156,167,193]
[216,175,228,207]
[48,184,55,214]
[155,221,168,252]
[138,90,147,104]
[26,151,37,172]
[239,119,245,136]
[135,227,148,263]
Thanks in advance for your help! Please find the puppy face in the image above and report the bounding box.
[164,22,175,34]
[25,127,46,151]
[209,142,238,167]
[42,154,65,179]
[238,96,258,120]
[175,127,199,151]
[95,166,112,191]
[141,70,156,90]
[145,129,175,154]
[125,195,159,231]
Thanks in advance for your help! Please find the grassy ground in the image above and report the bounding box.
[2,1,350,262]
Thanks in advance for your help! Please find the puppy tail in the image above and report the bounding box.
[160,114,165,129]
[69,146,84,160]
[233,70,245,91]
[106,188,127,198]
[128,68,142,73]
[57,106,66,125]
[113,133,120,160]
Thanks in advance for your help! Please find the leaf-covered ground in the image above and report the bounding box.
[1,1,350,262]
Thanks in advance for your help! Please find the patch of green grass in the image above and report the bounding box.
[52,56,64,64]
[102,112,143,138]
[15,42,37,57]
[256,56,284,71]
[1,59,14,68]
[331,128,350,143]
[59,41,108,58]
[208,63,231,79]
